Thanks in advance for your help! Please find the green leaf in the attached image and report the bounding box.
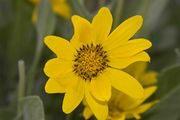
[142,64,180,119]
[156,64,180,97]
[144,85,180,120]
[20,96,45,120]
[36,0,56,50]
[151,50,178,71]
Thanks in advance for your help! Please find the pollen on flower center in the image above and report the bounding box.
[73,44,109,81]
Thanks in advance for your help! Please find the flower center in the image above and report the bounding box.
[73,44,109,81]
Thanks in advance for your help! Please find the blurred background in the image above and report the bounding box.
[0,0,180,120]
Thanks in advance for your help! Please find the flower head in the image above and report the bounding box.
[83,62,159,120]
[44,7,152,119]
[83,87,158,120]
[31,0,71,23]
[109,87,158,120]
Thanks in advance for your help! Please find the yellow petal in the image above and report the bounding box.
[125,112,141,120]
[133,113,141,119]
[103,15,143,50]
[110,89,138,111]
[83,106,93,120]
[51,0,71,19]
[107,110,126,120]
[90,74,111,101]
[62,79,85,113]
[140,71,158,86]
[45,78,66,93]
[54,72,80,91]
[118,114,126,120]
[128,100,159,118]
[109,52,150,69]
[82,99,88,106]
[124,62,147,80]
[44,58,73,78]
[141,86,158,103]
[70,15,95,49]
[44,35,76,60]
[124,86,157,110]
[92,7,112,44]
[108,39,152,58]
[32,8,37,24]
[85,82,108,120]
[107,68,144,99]
[137,101,159,113]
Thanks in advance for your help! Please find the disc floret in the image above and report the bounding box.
[73,44,109,80]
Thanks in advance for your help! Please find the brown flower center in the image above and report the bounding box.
[73,44,109,81]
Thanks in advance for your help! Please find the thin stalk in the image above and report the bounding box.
[78,0,84,6]
[136,0,151,37]
[6,0,24,87]
[99,0,106,7]
[137,0,150,17]
[112,0,124,30]
[175,48,180,64]
[26,35,43,95]
[175,48,180,58]
[107,0,117,10]
[68,0,91,20]
[17,60,26,114]
[65,113,74,120]
[26,0,56,95]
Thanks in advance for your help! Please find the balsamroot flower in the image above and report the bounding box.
[31,0,71,23]
[44,7,152,119]
[110,87,158,120]
[124,62,158,86]
[83,62,158,120]
[84,87,158,120]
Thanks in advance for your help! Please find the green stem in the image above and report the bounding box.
[65,113,74,120]
[99,0,106,7]
[136,0,151,37]
[26,0,56,95]
[78,0,84,6]
[26,36,43,95]
[107,0,117,10]
[175,48,180,64]
[17,60,26,114]
[6,0,24,86]
[112,0,124,29]
[68,0,91,20]
[137,0,150,17]
[26,15,44,95]
[175,48,180,58]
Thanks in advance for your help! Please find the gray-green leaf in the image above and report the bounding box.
[156,64,180,97]
[20,96,45,120]
[145,85,180,120]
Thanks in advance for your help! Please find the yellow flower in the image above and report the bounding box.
[44,7,152,119]
[83,87,158,120]
[124,62,158,86]
[83,62,158,120]
[31,0,71,23]
[109,87,158,120]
